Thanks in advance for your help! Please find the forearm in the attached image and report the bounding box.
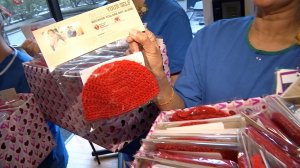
[126,29,184,110]
[153,72,185,111]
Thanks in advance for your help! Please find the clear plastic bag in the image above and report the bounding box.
[135,151,238,168]
[239,128,290,168]
[169,105,232,121]
[243,126,300,167]
[244,112,300,158]
[52,40,128,103]
[23,40,162,152]
[141,139,239,162]
[253,112,294,144]
[237,152,250,168]
[265,95,300,147]
[150,133,238,143]
[135,156,208,168]
[156,114,244,130]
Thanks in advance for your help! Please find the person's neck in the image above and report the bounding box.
[0,39,13,63]
[254,5,300,38]
[249,4,300,51]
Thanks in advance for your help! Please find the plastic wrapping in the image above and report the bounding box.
[254,112,294,144]
[135,151,238,168]
[0,94,55,168]
[23,40,164,152]
[149,113,243,156]
[244,126,300,167]
[240,128,289,168]
[250,152,268,168]
[161,97,266,124]
[244,112,300,158]
[265,95,300,124]
[237,152,249,168]
[141,139,239,162]
[150,133,238,143]
[169,106,232,121]
[132,97,267,167]
[265,95,300,147]
[240,130,269,168]
[53,38,169,103]
[82,60,159,121]
[52,40,129,103]
[156,114,244,130]
[150,115,243,146]
[270,112,300,146]
[135,156,214,168]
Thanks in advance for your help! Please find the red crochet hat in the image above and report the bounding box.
[82,60,159,121]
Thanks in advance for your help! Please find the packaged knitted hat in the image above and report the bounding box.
[82,60,159,121]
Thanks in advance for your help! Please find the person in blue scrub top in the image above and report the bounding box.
[128,0,300,110]
[108,0,193,83]
[140,0,193,82]
[0,13,68,168]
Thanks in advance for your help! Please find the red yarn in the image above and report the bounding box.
[157,151,238,167]
[251,153,266,168]
[256,113,299,157]
[271,112,300,147]
[238,153,249,168]
[155,144,238,161]
[247,127,299,167]
[170,106,230,121]
[82,60,159,121]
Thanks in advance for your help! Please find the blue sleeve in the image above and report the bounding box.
[16,51,32,93]
[162,11,193,74]
[174,29,206,108]
[18,50,32,62]
[0,50,32,93]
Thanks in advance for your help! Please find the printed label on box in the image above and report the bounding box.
[33,0,145,72]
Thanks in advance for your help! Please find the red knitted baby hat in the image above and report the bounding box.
[82,60,159,121]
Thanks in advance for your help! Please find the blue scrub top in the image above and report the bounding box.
[0,49,31,93]
[142,0,193,74]
[0,49,68,168]
[175,16,300,107]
